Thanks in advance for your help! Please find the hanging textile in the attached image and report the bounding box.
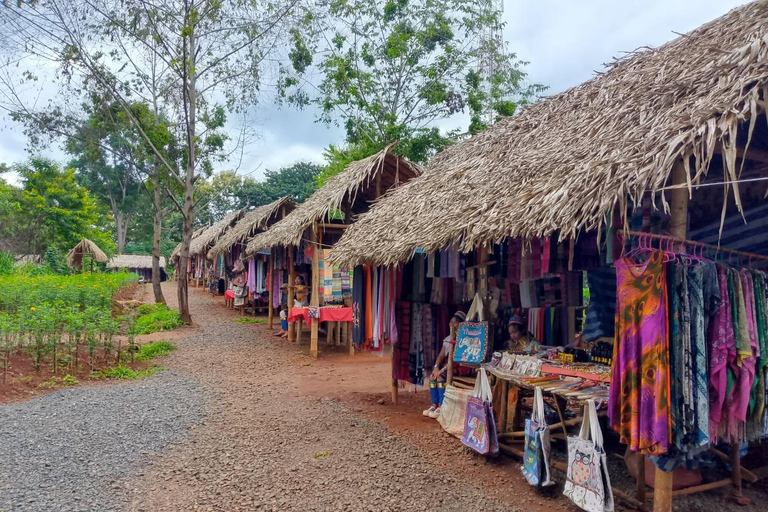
[364,265,373,345]
[247,259,256,293]
[394,301,412,380]
[582,267,616,342]
[352,265,365,347]
[410,302,425,385]
[709,265,734,441]
[608,251,670,455]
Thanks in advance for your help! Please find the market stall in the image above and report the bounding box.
[329,3,768,511]
[206,196,295,319]
[244,145,423,358]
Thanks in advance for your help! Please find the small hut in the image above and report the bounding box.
[245,145,422,357]
[66,238,108,269]
[106,254,166,281]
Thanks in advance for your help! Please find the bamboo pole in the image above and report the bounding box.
[310,229,320,358]
[287,246,296,342]
[267,248,274,330]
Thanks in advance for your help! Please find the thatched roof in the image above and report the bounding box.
[190,208,246,257]
[171,226,206,262]
[66,238,108,267]
[207,196,295,259]
[330,1,768,266]
[107,254,166,269]
[245,146,422,255]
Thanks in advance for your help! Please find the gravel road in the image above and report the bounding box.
[0,370,203,512]
[129,285,516,512]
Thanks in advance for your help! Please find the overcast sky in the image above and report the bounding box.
[0,0,748,183]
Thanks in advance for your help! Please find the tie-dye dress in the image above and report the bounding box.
[609,251,671,454]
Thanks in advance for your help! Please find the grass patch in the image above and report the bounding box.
[235,317,267,324]
[97,364,162,380]
[131,304,183,335]
[136,341,177,361]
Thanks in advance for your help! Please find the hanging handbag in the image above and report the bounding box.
[521,386,555,486]
[454,293,492,365]
[461,368,499,455]
[563,400,614,512]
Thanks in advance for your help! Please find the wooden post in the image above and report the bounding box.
[287,246,296,342]
[499,379,509,434]
[654,160,688,512]
[310,229,320,358]
[636,454,647,506]
[446,324,456,386]
[267,249,275,330]
[392,377,398,405]
[729,437,751,505]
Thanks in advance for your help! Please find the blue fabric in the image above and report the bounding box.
[582,267,617,341]
[281,320,288,330]
[430,383,440,405]
[437,386,445,405]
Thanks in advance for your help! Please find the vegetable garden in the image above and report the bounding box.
[0,271,181,401]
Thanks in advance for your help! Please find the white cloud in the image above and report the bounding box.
[0,0,750,182]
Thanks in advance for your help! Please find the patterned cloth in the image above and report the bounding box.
[609,251,670,455]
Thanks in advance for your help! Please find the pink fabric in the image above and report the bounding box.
[708,267,733,440]
[224,290,235,300]
[288,307,353,324]
[247,258,256,291]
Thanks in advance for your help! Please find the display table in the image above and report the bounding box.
[287,306,353,325]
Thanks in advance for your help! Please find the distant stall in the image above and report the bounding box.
[106,254,166,282]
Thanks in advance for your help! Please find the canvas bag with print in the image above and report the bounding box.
[521,386,554,486]
[461,368,498,455]
[563,400,614,512]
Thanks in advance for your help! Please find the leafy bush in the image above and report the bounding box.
[130,304,183,335]
[136,341,177,361]
[97,364,161,380]
[0,251,14,276]
[0,272,138,313]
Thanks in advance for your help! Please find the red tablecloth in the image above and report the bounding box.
[287,307,353,324]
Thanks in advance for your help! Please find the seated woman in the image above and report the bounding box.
[423,310,467,419]
[507,316,541,352]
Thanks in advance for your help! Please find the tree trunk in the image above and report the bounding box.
[115,212,127,254]
[176,24,196,325]
[151,164,166,305]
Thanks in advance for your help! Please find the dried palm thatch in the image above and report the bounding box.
[170,226,206,263]
[330,1,768,267]
[190,208,246,258]
[245,145,422,255]
[207,196,294,259]
[106,254,166,269]
[66,238,108,268]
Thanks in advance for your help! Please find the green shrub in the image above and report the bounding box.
[130,304,183,335]
[0,251,14,276]
[98,364,162,380]
[136,341,177,361]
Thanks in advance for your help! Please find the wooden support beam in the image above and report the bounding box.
[287,246,296,342]
[310,232,320,358]
[654,160,686,512]
[267,249,274,330]
[316,223,350,230]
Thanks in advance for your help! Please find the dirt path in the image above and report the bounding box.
[128,284,541,512]
[127,283,767,512]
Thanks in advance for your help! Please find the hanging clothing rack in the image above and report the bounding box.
[620,229,768,263]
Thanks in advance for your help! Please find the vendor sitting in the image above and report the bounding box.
[423,310,467,419]
[508,316,541,352]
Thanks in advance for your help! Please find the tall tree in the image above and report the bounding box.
[67,97,145,254]
[0,0,304,323]
[282,0,545,166]
[13,158,113,254]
